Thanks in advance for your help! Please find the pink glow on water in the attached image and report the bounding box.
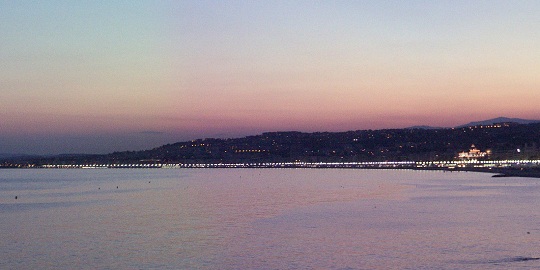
[2,169,540,269]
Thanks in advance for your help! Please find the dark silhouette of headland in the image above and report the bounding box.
[2,118,540,177]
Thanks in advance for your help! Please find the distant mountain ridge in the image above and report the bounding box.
[456,117,540,128]
[406,125,444,130]
[406,117,540,130]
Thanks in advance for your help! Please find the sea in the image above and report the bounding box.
[1,168,540,269]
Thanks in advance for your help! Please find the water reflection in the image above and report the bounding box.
[1,169,540,269]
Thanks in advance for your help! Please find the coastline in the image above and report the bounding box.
[2,162,540,179]
[415,166,540,179]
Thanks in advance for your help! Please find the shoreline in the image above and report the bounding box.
[2,162,540,178]
[415,167,540,178]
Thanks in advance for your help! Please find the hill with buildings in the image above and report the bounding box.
[6,121,540,166]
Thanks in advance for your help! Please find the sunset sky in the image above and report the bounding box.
[1,1,539,154]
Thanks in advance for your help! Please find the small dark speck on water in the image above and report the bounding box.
[15,196,17,200]
[116,186,118,189]
[527,232,530,234]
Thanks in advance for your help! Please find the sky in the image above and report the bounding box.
[1,0,539,155]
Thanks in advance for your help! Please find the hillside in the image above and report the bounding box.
[456,117,540,128]
[12,122,540,165]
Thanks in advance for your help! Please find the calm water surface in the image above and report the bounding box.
[1,168,540,269]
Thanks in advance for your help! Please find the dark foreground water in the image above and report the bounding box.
[1,168,540,269]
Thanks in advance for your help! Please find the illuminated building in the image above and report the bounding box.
[458,144,488,160]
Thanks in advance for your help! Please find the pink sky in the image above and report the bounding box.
[1,1,539,154]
